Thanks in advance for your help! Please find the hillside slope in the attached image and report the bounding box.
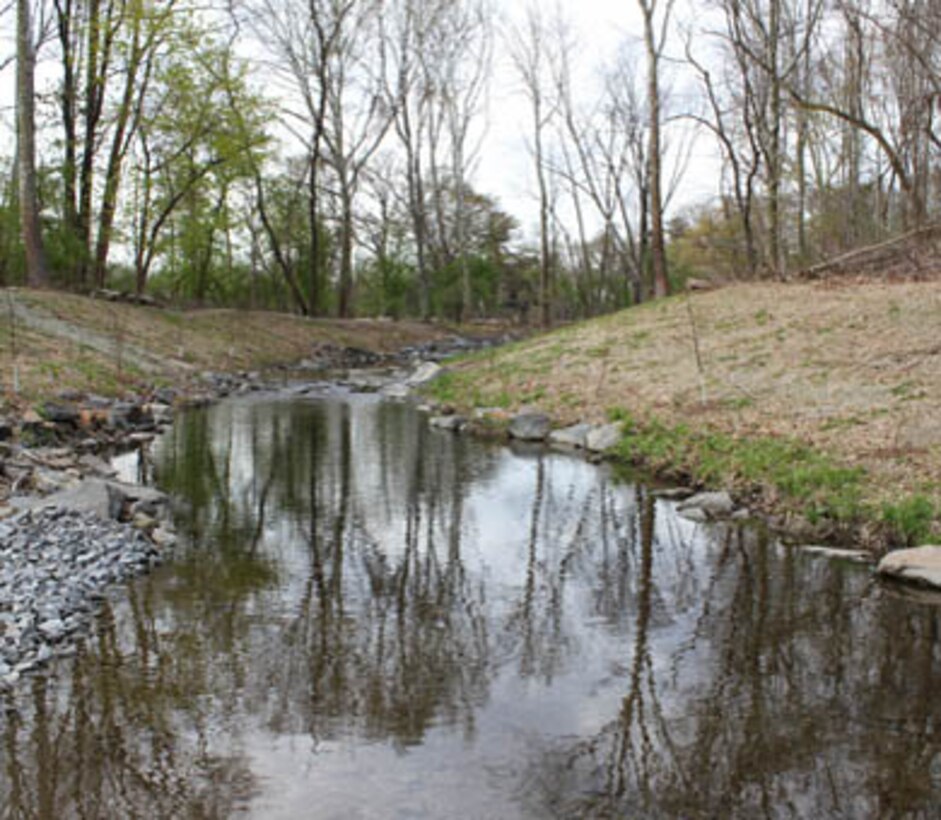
[431,279,941,544]
[0,289,469,405]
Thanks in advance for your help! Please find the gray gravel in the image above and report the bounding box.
[0,507,163,686]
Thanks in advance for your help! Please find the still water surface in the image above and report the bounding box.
[2,393,941,819]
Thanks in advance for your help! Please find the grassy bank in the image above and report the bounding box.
[425,280,941,551]
[0,289,472,407]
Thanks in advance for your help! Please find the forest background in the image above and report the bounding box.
[2,0,938,324]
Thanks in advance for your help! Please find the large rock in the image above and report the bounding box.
[585,423,622,453]
[676,491,735,519]
[877,546,941,588]
[35,478,168,522]
[508,413,551,442]
[549,423,592,449]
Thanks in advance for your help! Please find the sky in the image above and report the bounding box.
[480,0,721,240]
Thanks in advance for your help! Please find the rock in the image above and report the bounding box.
[132,513,157,533]
[148,403,174,425]
[153,387,178,405]
[108,402,141,430]
[877,546,941,589]
[405,361,443,386]
[19,410,53,444]
[56,389,85,402]
[77,454,118,478]
[0,417,13,441]
[34,479,119,519]
[380,383,412,399]
[585,423,623,453]
[35,478,168,521]
[33,469,80,495]
[548,423,592,449]
[38,619,66,642]
[430,416,466,432]
[42,402,80,425]
[676,491,736,519]
[508,413,551,442]
[0,506,168,684]
[20,409,43,427]
[122,483,169,518]
[152,527,177,548]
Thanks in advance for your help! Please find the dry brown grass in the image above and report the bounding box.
[0,289,468,407]
[443,279,941,508]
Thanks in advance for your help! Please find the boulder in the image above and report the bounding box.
[35,479,119,519]
[548,423,592,449]
[877,546,941,589]
[585,423,622,453]
[676,491,735,519]
[35,478,168,522]
[508,413,551,442]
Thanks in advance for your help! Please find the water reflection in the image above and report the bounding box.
[1,395,940,818]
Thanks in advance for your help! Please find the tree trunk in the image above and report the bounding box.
[641,1,669,299]
[17,0,51,287]
[337,185,355,318]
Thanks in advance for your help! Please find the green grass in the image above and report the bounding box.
[881,496,936,546]
[610,409,866,526]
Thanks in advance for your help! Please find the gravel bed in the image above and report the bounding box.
[0,507,163,686]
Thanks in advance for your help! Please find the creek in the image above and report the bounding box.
[2,391,941,818]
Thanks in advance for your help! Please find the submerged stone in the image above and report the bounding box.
[877,546,941,589]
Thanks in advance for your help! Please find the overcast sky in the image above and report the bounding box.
[481,0,720,239]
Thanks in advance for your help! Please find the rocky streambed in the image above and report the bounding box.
[0,507,162,685]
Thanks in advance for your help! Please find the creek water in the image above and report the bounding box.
[2,392,941,819]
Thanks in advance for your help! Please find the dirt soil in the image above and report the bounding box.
[441,279,941,510]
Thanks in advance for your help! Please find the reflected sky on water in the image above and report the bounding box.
[2,394,941,819]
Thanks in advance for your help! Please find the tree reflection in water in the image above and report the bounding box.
[1,395,940,818]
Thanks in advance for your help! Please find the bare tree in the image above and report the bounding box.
[320,0,392,318]
[508,3,558,327]
[637,0,673,298]
[16,0,50,286]
[441,0,491,321]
